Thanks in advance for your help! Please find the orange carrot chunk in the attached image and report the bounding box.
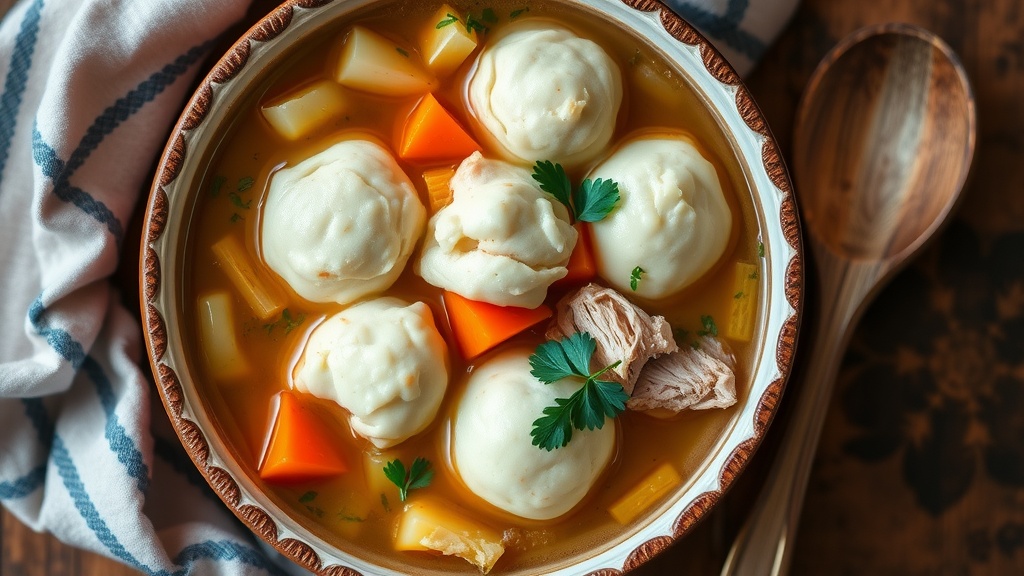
[259,391,348,483]
[400,93,480,162]
[555,224,597,287]
[443,291,552,359]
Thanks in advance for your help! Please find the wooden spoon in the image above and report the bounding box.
[721,23,975,576]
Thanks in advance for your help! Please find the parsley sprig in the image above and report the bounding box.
[383,457,434,502]
[529,332,628,451]
[532,160,620,223]
[630,266,645,291]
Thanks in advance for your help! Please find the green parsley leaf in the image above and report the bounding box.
[229,213,242,224]
[436,13,459,29]
[532,160,573,211]
[383,457,434,501]
[228,192,251,209]
[298,491,317,504]
[573,177,620,222]
[395,46,409,57]
[630,266,645,291]
[380,493,390,512]
[338,513,364,522]
[749,270,758,280]
[510,7,529,19]
[210,175,226,197]
[466,14,488,34]
[283,309,306,333]
[529,333,627,451]
[734,291,744,299]
[697,315,718,337]
[237,176,254,192]
[757,241,765,258]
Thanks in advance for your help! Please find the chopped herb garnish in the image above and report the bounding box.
[263,308,306,334]
[481,7,498,23]
[758,241,765,258]
[697,315,718,337]
[466,13,488,34]
[383,457,434,502]
[380,493,391,512]
[630,266,645,291]
[338,513,364,523]
[298,491,317,504]
[734,291,744,299]
[228,192,251,209]
[229,213,242,224]
[210,175,226,197]
[673,327,689,342]
[529,332,628,451]
[532,160,620,223]
[237,176,254,192]
[749,271,758,280]
[396,46,409,57]
[510,7,529,19]
[436,12,459,28]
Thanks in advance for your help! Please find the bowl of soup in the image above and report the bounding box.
[140,0,803,574]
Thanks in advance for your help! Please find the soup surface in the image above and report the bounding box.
[184,1,763,573]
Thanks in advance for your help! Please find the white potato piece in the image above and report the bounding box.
[466,19,621,166]
[335,26,435,96]
[451,348,615,520]
[589,133,732,299]
[395,497,504,574]
[211,234,285,320]
[416,152,576,308]
[419,5,478,77]
[260,79,347,140]
[197,292,248,380]
[293,298,448,448]
[261,138,425,305]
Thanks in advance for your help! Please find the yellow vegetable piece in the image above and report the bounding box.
[396,497,505,573]
[333,489,372,539]
[335,26,435,96]
[419,5,479,77]
[422,166,456,213]
[363,450,399,507]
[197,292,249,380]
[211,234,285,321]
[260,79,347,141]
[726,261,760,342]
[608,462,682,525]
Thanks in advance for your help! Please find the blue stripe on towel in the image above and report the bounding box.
[0,0,43,186]
[28,296,150,494]
[28,400,280,575]
[670,0,767,61]
[0,463,46,500]
[32,39,213,246]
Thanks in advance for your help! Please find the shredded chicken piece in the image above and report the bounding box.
[547,283,676,393]
[628,336,738,413]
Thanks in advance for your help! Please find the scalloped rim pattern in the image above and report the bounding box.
[140,1,803,574]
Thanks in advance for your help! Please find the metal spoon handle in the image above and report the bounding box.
[721,257,880,576]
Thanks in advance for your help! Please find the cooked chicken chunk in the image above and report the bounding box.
[629,336,737,413]
[547,283,676,392]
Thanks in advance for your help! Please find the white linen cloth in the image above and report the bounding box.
[0,0,796,574]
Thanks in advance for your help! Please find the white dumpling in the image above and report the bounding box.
[588,134,732,299]
[467,20,622,166]
[451,347,615,520]
[416,152,576,309]
[293,298,448,448]
[261,138,425,305]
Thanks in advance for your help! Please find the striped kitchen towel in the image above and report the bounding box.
[0,0,796,574]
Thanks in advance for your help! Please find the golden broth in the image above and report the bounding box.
[184,1,762,572]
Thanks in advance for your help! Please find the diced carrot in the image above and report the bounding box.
[422,165,456,213]
[259,392,348,483]
[399,94,480,162]
[442,292,552,359]
[554,224,597,287]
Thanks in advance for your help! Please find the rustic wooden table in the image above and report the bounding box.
[4,0,1023,574]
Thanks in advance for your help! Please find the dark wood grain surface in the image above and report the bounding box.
[4,0,1022,574]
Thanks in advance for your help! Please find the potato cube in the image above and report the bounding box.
[260,79,347,140]
[419,5,478,77]
[197,292,248,380]
[335,26,434,96]
[396,497,504,573]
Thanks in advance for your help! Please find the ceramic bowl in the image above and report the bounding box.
[141,1,803,573]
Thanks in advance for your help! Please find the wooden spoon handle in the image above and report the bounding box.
[721,257,882,576]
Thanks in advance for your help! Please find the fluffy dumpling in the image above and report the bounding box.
[451,348,615,520]
[292,298,448,448]
[467,20,622,166]
[588,133,732,299]
[261,138,425,305]
[416,152,576,308]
